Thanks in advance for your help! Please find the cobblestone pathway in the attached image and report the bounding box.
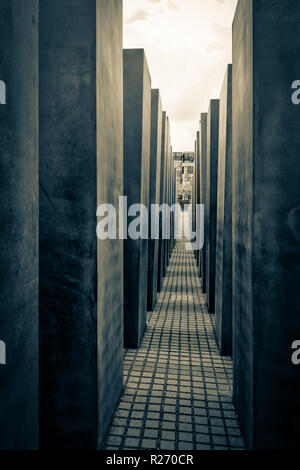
[103,241,244,450]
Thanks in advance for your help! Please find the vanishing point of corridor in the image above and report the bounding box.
[103,241,244,451]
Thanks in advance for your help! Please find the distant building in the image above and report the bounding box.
[173,152,194,203]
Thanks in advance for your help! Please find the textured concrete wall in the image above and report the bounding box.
[39,0,123,449]
[233,0,300,450]
[163,118,170,273]
[196,131,201,267]
[157,112,167,293]
[0,0,39,450]
[192,146,196,235]
[232,0,254,448]
[96,0,124,448]
[170,153,175,251]
[147,89,162,311]
[205,101,219,313]
[193,139,197,258]
[123,49,151,347]
[200,114,208,292]
[215,65,232,356]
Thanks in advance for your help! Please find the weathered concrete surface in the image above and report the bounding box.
[147,89,162,311]
[0,0,39,450]
[96,0,124,448]
[39,0,123,449]
[171,163,176,252]
[215,65,232,356]
[123,49,151,347]
[192,144,196,236]
[205,101,219,313]
[233,0,300,450]
[163,118,170,273]
[200,114,208,291]
[196,131,201,267]
[157,112,167,293]
[192,139,197,259]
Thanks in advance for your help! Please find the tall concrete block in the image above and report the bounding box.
[193,139,197,258]
[205,100,219,313]
[192,146,196,236]
[96,0,124,447]
[196,131,201,267]
[200,113,208,292]
[168,142,172,260]
[169,146,175,254]
[215,65,232,356]
[123,49,151,347]
[163,117,170,273]
[0,0,39,450]
[147,89,162,311]
[157,112,167,292]
[39,0,123,449]
[172,165,176,250]
[233,0,300,450]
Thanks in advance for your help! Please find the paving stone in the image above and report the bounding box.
[125,438,140,448]
[144,429,159,439]
[162,421,176,431]
[161,431,176,441]
[195,434,210,444]
[179,442,193,450]
[160,441,175,450]
[141,439,157,449]
[179,432,193,443]
[127,428,141,438]
[212,435,227,446]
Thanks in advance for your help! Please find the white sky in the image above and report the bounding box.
[123,0,238,151]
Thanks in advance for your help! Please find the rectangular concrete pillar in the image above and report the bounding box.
[192,146,196,239]
[196,131,201,268]
[233,0,300,450]
[215,65,232,356]
[168,143,172,260]
[164,117,170,272]
[170,152,176,252]
[123,49,151,347]
[147,89,162,311]
[200,113,208,293]
[168,144,174,257]
[193,139,197,259]
[0,0,39,450]
[157,112,167,292]
[205,100,219,313]
[39,0,123,449]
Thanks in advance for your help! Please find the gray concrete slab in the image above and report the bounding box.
[192,145,196,236]
[39,0,123,449]
[232,0,300,450]
[200,114,208,292]
[196,131,201,267]
[96,0,124,447]
[215,65,232,356]
[205,100,219,313]
[0,0,39,450]
[163,118,170,273]
[157,112,168,293]
[147,89,162,311]
[123,49,151,348]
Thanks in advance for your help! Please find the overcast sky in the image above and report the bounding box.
[123,0,238,151]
